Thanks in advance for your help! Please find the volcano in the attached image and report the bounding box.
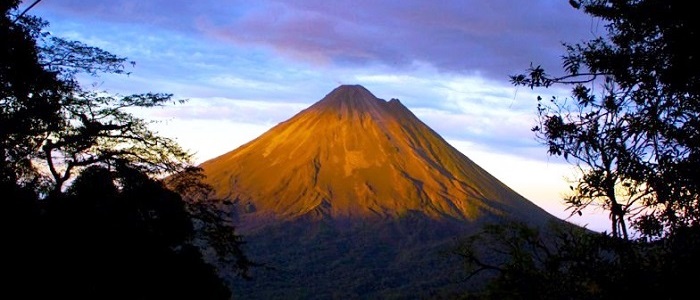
[200,84,554,227]
[199,85,561,298]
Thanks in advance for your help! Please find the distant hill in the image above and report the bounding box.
[199,85,563,298]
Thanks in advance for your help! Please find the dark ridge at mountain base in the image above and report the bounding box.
[228,214,498,299]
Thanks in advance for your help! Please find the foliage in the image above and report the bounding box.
[28,165,232,299]
[511,0,700,239]
[166,166,258,281]
[227,216,471,299]
[43,90,191,194]
[2,1,191,195]
[2,1,253,297]
[456,1,700,297]
[456,220,700,299]
[1,1,64,185]
[188,200,257,281]
[2,166,256,299]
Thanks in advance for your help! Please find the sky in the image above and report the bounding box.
[28,0,612,232]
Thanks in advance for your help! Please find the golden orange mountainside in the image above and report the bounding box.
[199,85,554,226]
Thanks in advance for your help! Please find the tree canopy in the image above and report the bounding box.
[457,220,700,299]
[456,1,700,297]
[1,1,253,297]
[2,0,191,195]
[511,0,699,239]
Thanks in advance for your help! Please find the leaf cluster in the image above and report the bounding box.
[2,2,254,297]
[511,0,700,238]
[2,2,192,194]
[457,220,700,299]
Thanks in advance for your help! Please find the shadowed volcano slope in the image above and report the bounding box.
[199,85,555,229]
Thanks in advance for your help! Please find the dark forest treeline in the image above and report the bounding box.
[3,167,232,299]
[457,220,700,299]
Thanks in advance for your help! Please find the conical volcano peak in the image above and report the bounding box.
[310,84,388,118]
[324,84,376,102]
[200,84,556,227]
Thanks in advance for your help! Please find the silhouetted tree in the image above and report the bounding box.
[1,0,63,186]
[511,0,700,239]
[455,220,698,299]
[2,1,191,196]
[166,166,257,281]
[2,2,252,298]
[37,166,232,299]
[457,1,700,298]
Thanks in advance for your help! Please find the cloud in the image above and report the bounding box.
[197,0,598,79]
[137,97,308,125]
[349,72,574,162]
[34,0,600,81]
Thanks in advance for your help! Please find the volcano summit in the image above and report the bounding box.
[199,84,561,298]
[200,84,554,228]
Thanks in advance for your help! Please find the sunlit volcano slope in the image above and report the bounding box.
[200,85,555,226]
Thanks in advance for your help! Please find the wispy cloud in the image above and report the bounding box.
[35,0,599,80]
[144,97,307,124]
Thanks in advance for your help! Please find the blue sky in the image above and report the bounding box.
[28,0,611,232]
